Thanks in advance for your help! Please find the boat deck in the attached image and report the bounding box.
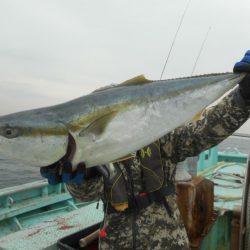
[0,181,103,250]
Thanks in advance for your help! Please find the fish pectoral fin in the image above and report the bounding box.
[120,75,153,86]
[79,111,118,137]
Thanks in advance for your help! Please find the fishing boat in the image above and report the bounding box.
[0,134,249,250]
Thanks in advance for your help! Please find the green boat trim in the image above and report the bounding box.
[197,147,248,250]
[0,181,103,250]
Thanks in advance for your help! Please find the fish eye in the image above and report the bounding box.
[3,127,20,139]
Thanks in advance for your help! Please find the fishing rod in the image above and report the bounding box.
[160,0,191,80]
[191,26,211,76]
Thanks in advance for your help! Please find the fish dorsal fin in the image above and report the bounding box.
[93,75,152,93]
[79,111,117,138]
[120,75,153,86]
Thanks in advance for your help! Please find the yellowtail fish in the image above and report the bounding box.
[0,73,245,169]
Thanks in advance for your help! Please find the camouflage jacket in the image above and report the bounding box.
[67,88,250,250]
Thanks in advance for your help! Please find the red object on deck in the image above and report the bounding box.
[139,192,147,197]
[99,228,106,238]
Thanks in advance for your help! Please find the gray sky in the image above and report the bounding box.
[1,0,250,133]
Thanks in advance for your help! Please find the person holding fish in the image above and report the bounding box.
[56,51,250,250]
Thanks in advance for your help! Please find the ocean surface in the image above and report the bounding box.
[0,135,250,189]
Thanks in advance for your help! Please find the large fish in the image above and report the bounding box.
[0,73,245,169]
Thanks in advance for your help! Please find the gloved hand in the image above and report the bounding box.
[233,50,250,100]
[40,161,85,185]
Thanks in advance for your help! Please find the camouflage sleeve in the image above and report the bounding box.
[66,176,104,202]
[161,88,250,163]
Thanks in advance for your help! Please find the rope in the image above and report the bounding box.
[198,161,246,201]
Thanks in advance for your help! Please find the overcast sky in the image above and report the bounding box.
[1,0,250,132]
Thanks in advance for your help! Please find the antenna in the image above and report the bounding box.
[191,26,211,76]
[160,0,191,80]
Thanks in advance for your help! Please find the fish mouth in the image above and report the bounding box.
[42,132,76,169]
